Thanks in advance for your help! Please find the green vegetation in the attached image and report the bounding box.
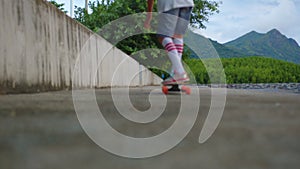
[49,0,68,13]
[209,39,246,58]
[74,0,220,31]
[49,1,300,84]
[224,29,300,64]
[184,57,300,84]
[189,29,300,64]
[73,0,220,56]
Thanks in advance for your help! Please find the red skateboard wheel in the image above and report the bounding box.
[162,86,169,94]
[182,86,191,95]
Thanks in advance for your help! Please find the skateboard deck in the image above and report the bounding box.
[162,84,191,95]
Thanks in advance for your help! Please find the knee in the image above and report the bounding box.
[157,35,170,44]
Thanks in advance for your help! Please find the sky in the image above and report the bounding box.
[54,0,300,44]
[198,0,300,44]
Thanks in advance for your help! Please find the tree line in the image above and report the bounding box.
[50,0,220,56]
[184,57,300,84]
[49,1,300,84]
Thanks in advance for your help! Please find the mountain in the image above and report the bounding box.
[187,30,247,59]
[224,29,300,64]
[209,39,246,58]
[190,29,300,64]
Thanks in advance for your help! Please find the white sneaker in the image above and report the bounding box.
[162,73,190,85]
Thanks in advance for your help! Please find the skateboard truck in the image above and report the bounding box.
[162,84,191,95]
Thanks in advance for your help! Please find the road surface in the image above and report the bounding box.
[0,87,299,169]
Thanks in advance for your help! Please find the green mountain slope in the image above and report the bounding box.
[187,30,246,59]
[189,29,300,64]
[224,29,300,64]
[209,39,246,58]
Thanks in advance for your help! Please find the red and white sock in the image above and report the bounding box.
[162,37,185,74]
[174,38,184,60]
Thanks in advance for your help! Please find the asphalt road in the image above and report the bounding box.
[0,87,299,169]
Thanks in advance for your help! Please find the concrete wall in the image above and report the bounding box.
[0,0,161,93]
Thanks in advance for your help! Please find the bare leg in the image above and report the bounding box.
[173,34,183,39]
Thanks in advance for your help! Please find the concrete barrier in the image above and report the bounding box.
[0,0,161,93]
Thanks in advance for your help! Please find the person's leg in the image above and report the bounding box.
[157,9,186,75]
[160,36,185,75]
[158,35,184,73]
[160,35,189,85]
[173,36,184,60]
[174,7,193,59]
[166,7,193,82]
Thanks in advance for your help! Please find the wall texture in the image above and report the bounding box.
[0,0,161,93]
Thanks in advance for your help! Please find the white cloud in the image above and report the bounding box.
[255,1,298,27]
[199,0,300,44]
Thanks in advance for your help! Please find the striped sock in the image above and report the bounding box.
[162,37,185,74]
[174,38,184,60]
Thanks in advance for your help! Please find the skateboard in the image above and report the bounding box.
[162,84,191,95]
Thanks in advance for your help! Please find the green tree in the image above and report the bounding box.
[75,0,220,31]
[184,57,300,84]
[73,0,220,77]
[49,1,68,13]
[74,0,220,54]
[191,0,221,29]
